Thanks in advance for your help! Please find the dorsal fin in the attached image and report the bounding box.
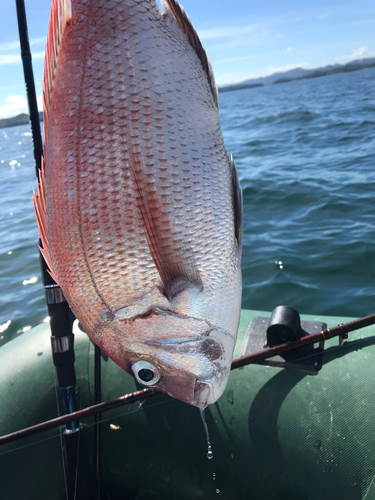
[42,0,71,146]
[34,0,70,283]
[161,0,219,107]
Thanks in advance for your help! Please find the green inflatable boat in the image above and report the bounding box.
[1,308,375,500]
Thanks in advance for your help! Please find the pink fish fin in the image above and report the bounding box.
[161,0,219,108]
[33,158,59,284]
[35,0,70,285]
[42,0,71,147]
[131,155,203,300]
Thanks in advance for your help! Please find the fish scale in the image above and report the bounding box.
[34,0,242,407]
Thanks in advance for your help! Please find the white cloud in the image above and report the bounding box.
[36,95,43,114]
[0,94,43,119]
[334,46,375,64]
[0,37,46,66]
[31,51,45,61]
[0,95,28,118]
[0,40,21,52]
[216,72,258,86]
[286,47,292,52]
[265,62,311,75]
[197,24,273,51]
[0,37,46,52]
[0,54,21,65]
[198,25,263,40]
[30,37,47,48]
[0,51,45,66]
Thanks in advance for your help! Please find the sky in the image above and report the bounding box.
[0,0,374,118]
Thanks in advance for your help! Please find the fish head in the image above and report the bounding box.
[96,309,235,407]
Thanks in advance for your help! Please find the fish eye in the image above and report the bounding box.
[132,360,160,386]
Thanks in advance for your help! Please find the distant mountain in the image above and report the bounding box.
[273,57,375,85]
[0,112,43,130]
[218,57,375,93]
[242,67,312,86]
[218,67,314,93]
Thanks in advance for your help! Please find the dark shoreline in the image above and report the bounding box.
[0,111,43,130]
[272,61,375,85]
[218,58,375,94]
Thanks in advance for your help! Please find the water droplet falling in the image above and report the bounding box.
[200,408,213,459]
[138,398,146,410]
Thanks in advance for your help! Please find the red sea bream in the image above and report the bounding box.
[34,0,243,407]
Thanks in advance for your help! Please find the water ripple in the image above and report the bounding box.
[220,68,375,318]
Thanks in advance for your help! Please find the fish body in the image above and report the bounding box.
[34,0,242,407]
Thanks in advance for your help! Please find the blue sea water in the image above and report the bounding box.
[0,68,374,346]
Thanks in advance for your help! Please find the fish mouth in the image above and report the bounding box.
[147,325,235,407]
[194,380,214,408]
[192,327,234,407]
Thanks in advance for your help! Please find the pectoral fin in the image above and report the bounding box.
[230,156,243,249]
[131,152,203,300]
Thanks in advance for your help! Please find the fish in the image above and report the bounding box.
[33,0,243,407]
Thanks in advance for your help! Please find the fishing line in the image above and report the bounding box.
[0,395,175,457]
[53,361,69,500]
[81,396,175,430]
[73,429,81,500]
[0,333,372,457]
[0,432,65,457]
[86,339,93,403]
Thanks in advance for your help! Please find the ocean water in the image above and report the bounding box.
[0,68,374,346]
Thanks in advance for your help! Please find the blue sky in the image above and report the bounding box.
[0,0,374,118]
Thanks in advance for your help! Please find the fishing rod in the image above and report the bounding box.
[231,312,375,369]
[15,0,77,425]
[2,312,375,446]
[15,0,42,173]
[14,2,96,498]
[0,389,156,446]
